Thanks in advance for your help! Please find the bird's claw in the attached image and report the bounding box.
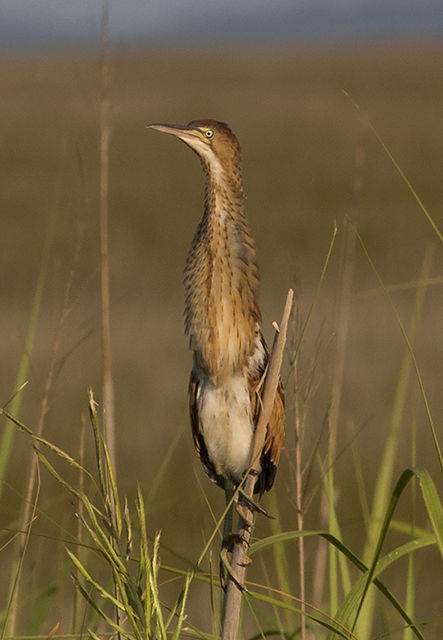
[239,555,252,567]
[219,547,249,592]
[235,501,254,525]
[237,489,274,519]
[223,532,248,548]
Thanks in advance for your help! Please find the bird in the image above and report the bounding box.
[148,119,285,537]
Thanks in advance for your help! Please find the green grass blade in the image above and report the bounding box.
[323,464,351,610]
[135,486,152,629]
[123,496,133,559]
[329,535,435,640]
[404,409,418,640]
[81,497,127,574]
[149,532,167,640]
[36,451,89,507]
[243,588,356,640]
[353,467,443,631]
[404,549,415,640]
[356,247,432,637]
[208,553,216,618]
[354,227,443,471]
[344,91,443,244]
[390,519,429,538]
[413,467,443,555]
[66,549,125,612]
[265,491,292,620]
[110,567,143,640]
[250,528,430,639]
[72,574,131,638]
[371,126,443,243]
[0,408,94,482]
[102,437,123,537]
[0,175,60,499]
[171,571,192,640]
[88,388,108,503]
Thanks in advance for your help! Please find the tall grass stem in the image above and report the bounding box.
[357,245,434,638]
[99,0,116,476]
[0,137,67,500]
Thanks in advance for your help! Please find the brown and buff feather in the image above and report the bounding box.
[151,119,285,493]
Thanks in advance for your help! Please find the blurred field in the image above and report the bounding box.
[1,42,442,635]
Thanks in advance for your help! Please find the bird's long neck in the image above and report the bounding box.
[184,162,261,383]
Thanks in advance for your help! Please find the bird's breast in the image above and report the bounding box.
[196,374,254,482]
[184,196,261,382]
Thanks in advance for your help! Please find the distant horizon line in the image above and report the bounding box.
[2,32,443,57]
[1,1,443,54]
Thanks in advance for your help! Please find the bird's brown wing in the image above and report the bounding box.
[188,368,225,490]
[249,335,286,494]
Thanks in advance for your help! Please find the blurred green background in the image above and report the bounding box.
[1,41,442,634]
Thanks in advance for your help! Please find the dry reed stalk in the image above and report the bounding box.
[290,298,324,640]
[99,0,116,475]
[221,289,293,640]
[329,127,367,459]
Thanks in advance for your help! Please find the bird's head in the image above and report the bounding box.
[147,119,242,181]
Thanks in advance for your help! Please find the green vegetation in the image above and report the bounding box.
[0,43,442,638]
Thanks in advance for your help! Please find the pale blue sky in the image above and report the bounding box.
[1,0,443,51]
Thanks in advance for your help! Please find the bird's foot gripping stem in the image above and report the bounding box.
[236,488,274,520]
[219,533,251,591]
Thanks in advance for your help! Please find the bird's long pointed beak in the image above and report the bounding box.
[146,122,199,142]
[147,122,213,158]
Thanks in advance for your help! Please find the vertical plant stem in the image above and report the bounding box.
[97,7,120,631]
[0,135,66,499]
[312,495,328,606]
[327,130,367,615]
[293,345,308,639]
[99,0,116,475]
[2,463,41,640]
[221,290,293,640]
[357,245,434,639]
[8,211,82,635]
[403,405,417,640]
[1,137,69,638]
[72,411,87,633]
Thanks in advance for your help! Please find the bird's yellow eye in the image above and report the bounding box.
[204,129,214,139]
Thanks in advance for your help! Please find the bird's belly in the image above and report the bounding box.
[198,375,254,483]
